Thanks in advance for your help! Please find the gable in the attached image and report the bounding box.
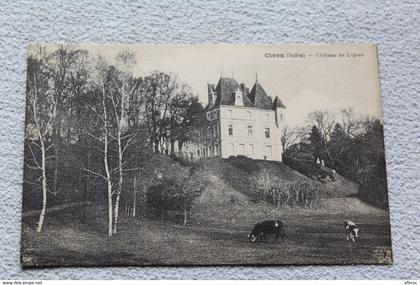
[213,78,253,108]
[207,77,285,110]
[248,82,274,110]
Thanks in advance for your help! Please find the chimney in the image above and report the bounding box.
[240,83,249,98]
[207,84,215,106]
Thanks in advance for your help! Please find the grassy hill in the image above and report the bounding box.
[139,155,386,229]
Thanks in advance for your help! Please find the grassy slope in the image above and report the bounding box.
[21,155,392,267]
[191,157,386,229]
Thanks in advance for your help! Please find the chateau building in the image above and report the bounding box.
[183,76,286,161]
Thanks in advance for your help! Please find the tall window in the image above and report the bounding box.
[248,144,254,156]
[213,125,218,137]
[247,111,252,119]
[239,144,245,155]
[247,126,253,136]
[265,113,269,121]
[229,143,234,155]
[266,145,272,157]
[228,124,233,136]
[265,127,270,138]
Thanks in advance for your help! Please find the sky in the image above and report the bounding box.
[37,44,384,128]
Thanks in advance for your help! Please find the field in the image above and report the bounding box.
[21,157,393,267]
[21,198,392,267]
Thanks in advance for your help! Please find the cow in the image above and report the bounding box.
[248,220,285,243]
[344,220,360,242]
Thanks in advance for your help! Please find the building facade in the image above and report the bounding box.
[183,76,286,161]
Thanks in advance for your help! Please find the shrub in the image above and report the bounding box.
[146,166,208,224]
[169,152,197,167]
[226,155,260,174]
[283,158,335,182]
[258,179,320,208]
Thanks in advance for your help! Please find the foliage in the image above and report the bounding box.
[146,165,208,223]
[267,181,320,208]
[226,155,260,174]
[284,109,389,209]
[23,44,205,234]
[256,173,320,208]
[283,157,335,182]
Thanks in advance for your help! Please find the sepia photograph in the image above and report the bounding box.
[21,44,392,267]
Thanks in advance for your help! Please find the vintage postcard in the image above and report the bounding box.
[21,44,392,266]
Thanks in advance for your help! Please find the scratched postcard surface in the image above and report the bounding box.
[21,44,392,266]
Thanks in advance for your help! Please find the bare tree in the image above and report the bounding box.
[108,50,141,234]
[25,49,57,233]
[307,110,336,165]
[48,44,85,194]
[280,125,300,153]
[340,107,363,138]
[141,72,178,153]
[84,56,114,237]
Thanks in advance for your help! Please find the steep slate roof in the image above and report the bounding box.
[213,77,253,107]
[208,77,286,110]
[248,82,274,110]
[273,96,286,108]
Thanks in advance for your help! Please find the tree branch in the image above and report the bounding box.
[84,168,108,181]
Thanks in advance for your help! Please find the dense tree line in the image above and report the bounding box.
[24,45,203,236]
[283,109,389,209]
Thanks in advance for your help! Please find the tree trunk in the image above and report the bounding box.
[52,118,62,193]
[104,136,113,238]
[36,139,48,233]
[132,175,137,217]
[106,179,113,237]
[53,145,59,193]
[170,139,175,154]
[183,209,188,226]
[102,85,113,238]
[113,124,123,234]
[154,139,160,154]
[149,140,154,153]
[80,167,86,221]
[83,144,91,220]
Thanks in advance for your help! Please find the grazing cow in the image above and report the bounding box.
[248,220,285,243]
[344,220,360,242]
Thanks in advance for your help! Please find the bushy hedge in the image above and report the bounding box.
[256,173,320,208]
[146,165,208,224]
[226,155,260,174]
[265,181,320,208]
[283,158,335,182]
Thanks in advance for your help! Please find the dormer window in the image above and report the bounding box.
[234,88,243,106]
